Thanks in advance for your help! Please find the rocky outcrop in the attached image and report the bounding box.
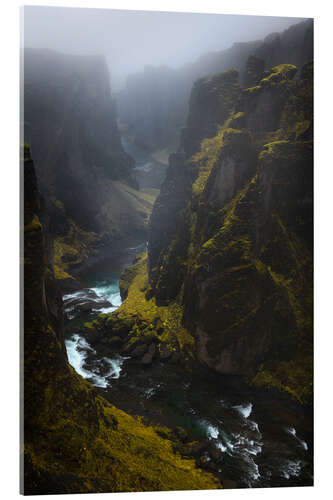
[148,70,245,304]
[23,145,220,494]
[84,60,313,406]
[118,19,313,153]
[145,61,313,403]
[24,49,156,279]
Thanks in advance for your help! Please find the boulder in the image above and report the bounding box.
[174,426,188,443]
[141,344,156,365]
[130,344,148,359]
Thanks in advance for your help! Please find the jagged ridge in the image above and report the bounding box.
[23,144,220,494]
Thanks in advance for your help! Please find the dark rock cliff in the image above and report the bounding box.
[24,49,135,228]
[23,145,219,494]
[118,19,313,153]
[146,61,313,403]
[24,49,157,280]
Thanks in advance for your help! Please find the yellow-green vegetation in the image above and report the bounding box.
[92,253,194,359]
[260,64,297,86]
[175,62,313,403]
[24,214,42,233]
[241,62,313,149]
[192,164,313,403]
[99,180,158,237]
[53,219,98,280]
[118,181,158,208]
[23,142,32,162]
[242,85,262,96]
[279,64,313,140]
[204,68,241,118]
[192,129,224,197]
[192,128,250,197]
[24,146,220,493]
[51,196,65,210]
[252,355,313,404]
[141,187,160,199]
[26,363,220,493]
[119,255,143,300]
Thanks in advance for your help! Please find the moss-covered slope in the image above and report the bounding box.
[118,19,313,153]
[116,63,313,404]
[185,64,313,403]
[84,253,195,367]
[23,145,220,494]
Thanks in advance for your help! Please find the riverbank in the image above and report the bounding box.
[63,246,313,489]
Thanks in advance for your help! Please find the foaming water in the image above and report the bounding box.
[65,334,126,388]
[63,290,86,301]
[202,421,219,440]
[285,427,308,450]
[196,407,263,486]
[279,459,302,479]
[232,402,253,419]
[63,240,312,489]
[91,279,122,313]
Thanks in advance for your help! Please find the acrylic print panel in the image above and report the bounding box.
[22,3,313,495]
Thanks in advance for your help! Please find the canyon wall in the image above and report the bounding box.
[117,19,313,153]
[23,144,219,494]
[147,60,313,403]
[24,49,156,280]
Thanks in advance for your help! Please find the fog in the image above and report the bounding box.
[23,6,306,90]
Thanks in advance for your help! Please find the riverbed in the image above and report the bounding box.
[63,246,313,489]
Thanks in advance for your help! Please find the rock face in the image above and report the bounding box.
[147,61,313,403]
[23,49,156,279]
[118,19,313,153]
[24,49,135,227]
[23,145,220,494]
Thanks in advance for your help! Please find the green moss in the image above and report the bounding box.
[143,61,313,406]
[243,85,261,96]
[101,180,157,233]
[192,128,251,198]
[119,256,142,300]
[96,254,195,359]
[26,357,220,493]
[259,140,290,162]
[51,196,65,210]
[192,131,223,197]
[279,70,313,140]
[24,214,42,233]
[253,355,313,404]
[26,236,218,493]
[53,219,98,280]
[260,64,297,86]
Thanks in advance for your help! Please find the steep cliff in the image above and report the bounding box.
[103,61,313,405]
[23,144,220,494]
[24,49,156,280]
[118,19,313,153]
[149,61,313,403]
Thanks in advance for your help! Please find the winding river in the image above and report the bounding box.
[63,248,313,489]
[63,143,313,489]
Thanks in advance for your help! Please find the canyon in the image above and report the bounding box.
[23,18,313,494]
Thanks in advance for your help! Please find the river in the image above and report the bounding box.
[63,245,313,489]
[63,141,313,490]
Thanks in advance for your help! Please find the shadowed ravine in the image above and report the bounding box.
[63,252,313,489]
[23,13,314,492]
[63,132,313,488]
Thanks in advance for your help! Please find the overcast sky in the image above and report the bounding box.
[23,6,306,90]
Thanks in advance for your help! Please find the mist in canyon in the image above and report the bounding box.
[23,6,306,89]
[22,6,313,495]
